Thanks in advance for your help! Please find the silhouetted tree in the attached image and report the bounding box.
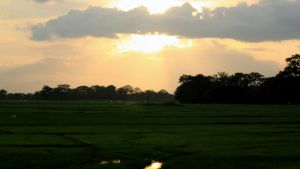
[157,89,174,102]
[0,89,7,99]
[175,74,215,103]
[264,54,300,104]
[277,54,300,78]
[105,85,117,100]
[175,55,300,104]
[91,85,116,100]
[1,84,172,102]
[36,85,54,100]
[247,72,264,87]
[74,86,93,100]
[53,84,71,100]
[116,85,135,100]
[144,90,157,102]
[7,93,26,100]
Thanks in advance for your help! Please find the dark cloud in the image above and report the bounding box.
[30,0,300,42]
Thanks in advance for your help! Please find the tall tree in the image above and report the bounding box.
[277,54,300,77]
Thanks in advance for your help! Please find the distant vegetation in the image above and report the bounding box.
[0,85,174,102]
[1,54,299,104]
[175,54,300,104]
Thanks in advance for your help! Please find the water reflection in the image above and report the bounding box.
[145,161,163,169]
[99,159,163,169]
[99,159,121,165]
[112,160,121,164]
[99,161,109,165]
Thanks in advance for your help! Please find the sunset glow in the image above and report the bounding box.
[1,1,300,168]
[1,0,300,93]
[117,34,193,53]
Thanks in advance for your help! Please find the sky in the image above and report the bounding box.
[0,0,300,93]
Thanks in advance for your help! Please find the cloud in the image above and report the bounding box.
[165,41,279,75]
[0,58,65,77]
[33,0,50,3]
[30,0,300,42]
[244,47,267,52]
[0,58,68,92]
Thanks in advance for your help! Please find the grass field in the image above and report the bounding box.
[1,101,300,169]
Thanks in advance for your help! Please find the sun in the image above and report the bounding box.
[110,1,197,53]
[117,34,193,53]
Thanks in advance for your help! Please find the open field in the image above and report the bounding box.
[1,101,300,169]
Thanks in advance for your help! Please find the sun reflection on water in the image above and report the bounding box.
[145,161,163,169]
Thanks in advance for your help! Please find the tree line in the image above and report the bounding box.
[175,54,300,104]
[1,54,299,104]
[0,85,174,102]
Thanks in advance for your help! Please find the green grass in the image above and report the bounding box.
[1,101,300,169]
